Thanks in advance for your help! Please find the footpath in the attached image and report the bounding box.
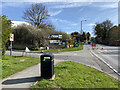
[1,60,64,90]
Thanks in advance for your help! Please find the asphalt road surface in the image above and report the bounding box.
[90,44,119,75]
[5,44,119,79]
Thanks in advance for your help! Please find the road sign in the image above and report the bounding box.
[9,33,14,55]
[50,34,62,39]
[49,40,61,45]
[70,40,74,45]
[10,33,14,41]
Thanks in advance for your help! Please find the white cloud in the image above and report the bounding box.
[50,2,92,9]
[72,23,78,26]
[51,18,78,26]
[91,2,118,9]
[49,9,63,16]
[58,19,70,23]
[101,3,118,8]
[2,1,118,9]
[87,23,95,26]
[2,2,33,8]
[50,18,69,23]
[2,0,119,2]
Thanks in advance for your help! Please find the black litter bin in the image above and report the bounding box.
[40,53,54,79]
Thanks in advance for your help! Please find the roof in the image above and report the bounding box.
[11,20,31,27]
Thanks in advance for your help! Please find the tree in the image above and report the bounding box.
[94,19,113,42]
[71,32,80,42]
[101,20,113,40]
[23,3,50,28]
[82,32,86,41]
[109,26,120,41]
[86,32,91,41]
[13,24,45,49]
[1,15,14,56]
[91,37,95,41]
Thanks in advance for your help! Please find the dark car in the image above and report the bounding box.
[88,41,91,44]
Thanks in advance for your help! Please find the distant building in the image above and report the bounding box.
[11,20,31,27]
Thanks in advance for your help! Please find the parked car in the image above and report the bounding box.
[88,41,91,44]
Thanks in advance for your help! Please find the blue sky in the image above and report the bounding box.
[1,1,118,36]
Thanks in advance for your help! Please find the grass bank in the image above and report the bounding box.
[32,61,119,88]
[2,55,40,79]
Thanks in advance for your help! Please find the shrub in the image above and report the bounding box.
[1,15,14,56]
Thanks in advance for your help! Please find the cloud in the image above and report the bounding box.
[50,18,78,26]
[87,23,95,26]
[101,3,118,8]
[2,1,118,10]
[57,18,70,23]
[72,23,78,26]
[2,2,33,8]
[91,2,118,9]
[2,0,119,2]
[50,2,92,9]
[49,9,63,16]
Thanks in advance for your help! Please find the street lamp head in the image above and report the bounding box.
[81,20,87,22]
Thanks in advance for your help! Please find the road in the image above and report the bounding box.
[5,44,119,79]
[90,44,119,75]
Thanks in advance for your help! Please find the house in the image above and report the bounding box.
[11,20,31,27]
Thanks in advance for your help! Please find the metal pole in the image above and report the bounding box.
[81,21,82,46]
[10,41,12,56]
[80,20,86,46]
[81,21,82,34]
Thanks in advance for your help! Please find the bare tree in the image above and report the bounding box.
[23,3,50,28]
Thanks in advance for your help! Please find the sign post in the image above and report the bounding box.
[10,33,14,56]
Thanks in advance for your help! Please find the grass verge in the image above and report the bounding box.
[31,61,119,88]
[2,55,40,79]
[44,44,83,52]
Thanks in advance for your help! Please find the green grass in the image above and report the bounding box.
[2,55,40,79]
[32,61,119,89]
[44,45,83,53]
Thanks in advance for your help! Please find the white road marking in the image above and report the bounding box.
[74,53,77,55]
[90,52,93,56]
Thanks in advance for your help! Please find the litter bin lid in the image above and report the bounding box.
[41,52,54,59]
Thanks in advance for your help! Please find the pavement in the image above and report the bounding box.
[2,44,120,89]
[1,60,64,89]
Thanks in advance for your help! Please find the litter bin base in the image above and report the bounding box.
[41,74,55,80]
[50,74,55,80]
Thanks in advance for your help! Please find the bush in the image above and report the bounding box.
[1,15,14,56]
[13,24,70,50]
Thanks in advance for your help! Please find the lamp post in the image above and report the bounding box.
[80,20,86,45]
[81,20,87,34]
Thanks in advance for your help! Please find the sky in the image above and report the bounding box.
[1,0,119,36]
